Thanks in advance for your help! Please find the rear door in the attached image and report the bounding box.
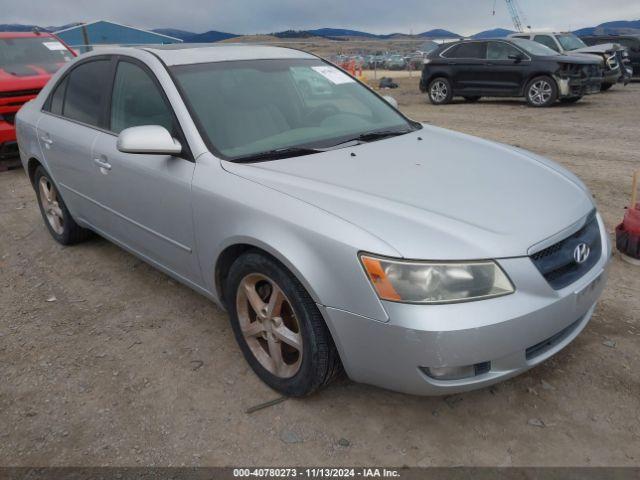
[443,42,488,93]
[36,57,112,222]
[89,57,200,283]
[481,41,531,95]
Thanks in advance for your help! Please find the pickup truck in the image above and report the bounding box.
[0,31,75,161]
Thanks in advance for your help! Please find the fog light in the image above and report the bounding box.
[424,365,475,380]
[422,362,491,381]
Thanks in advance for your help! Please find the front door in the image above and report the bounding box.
[481,41,531,95]
[88,59,200,284]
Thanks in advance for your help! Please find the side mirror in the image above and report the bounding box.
[117,125,182,156]
[383,95,398,109]
[508,54,524,63]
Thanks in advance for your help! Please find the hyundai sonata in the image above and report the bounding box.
[16,45,610,396]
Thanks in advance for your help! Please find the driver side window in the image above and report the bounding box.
[534,35,560,52]
[110,61,174,134]
[487,42,524,60]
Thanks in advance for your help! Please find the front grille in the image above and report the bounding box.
[2,113,16,125]
[530,212,601,290]
[526,318,582,360]
[582,64,603,78]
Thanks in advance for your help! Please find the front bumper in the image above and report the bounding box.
[556,76,602,97]
[321,216,611,396]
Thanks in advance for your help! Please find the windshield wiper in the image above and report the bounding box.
[327,129,413,149]
[233,146,324,163]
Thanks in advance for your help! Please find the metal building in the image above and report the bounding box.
[55,20,182,52]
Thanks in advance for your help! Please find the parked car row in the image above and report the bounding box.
[420,33,635,108]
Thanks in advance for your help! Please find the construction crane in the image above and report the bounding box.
[493,0,530,32]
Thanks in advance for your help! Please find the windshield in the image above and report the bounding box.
[510,38,559,56]
[0,37,74,74]
[557,34,587,51]
[171,59,415,161]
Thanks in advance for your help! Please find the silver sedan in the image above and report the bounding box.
[16,45,610,396]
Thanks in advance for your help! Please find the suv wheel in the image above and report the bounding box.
[428,77,453,105]
[34,166,91,245]
[526,76,558,107]
[225,251,342,396]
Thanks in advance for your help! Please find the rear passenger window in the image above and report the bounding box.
[63,60,111,127]
[445,42,486,59]
[109,61,174,134]
[48,76,68,116]
[534,35,560,52]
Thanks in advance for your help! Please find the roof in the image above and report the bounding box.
[54,20,182,42]
[142,44,316,66]
[509,32,574,36]
[0,31,56,39]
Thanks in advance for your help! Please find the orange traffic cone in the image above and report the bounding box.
[615,169,640,265]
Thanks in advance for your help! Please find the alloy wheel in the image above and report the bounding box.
[38,177,64,235]
[236,273,303,378]
[430,81,448,103]
[529,80,552,106]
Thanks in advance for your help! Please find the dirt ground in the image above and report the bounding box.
[1,80,639,468]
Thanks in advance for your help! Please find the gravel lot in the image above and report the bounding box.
[1,80,639,467]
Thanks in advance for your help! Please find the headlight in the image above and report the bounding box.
[360,254,514,304]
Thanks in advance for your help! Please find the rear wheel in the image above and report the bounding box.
[225,251,342,396]
[463,96,481,102]
[600,83,614,91]
[526,76,558,107]
[34,166,91,245]
[560,96,583,104]
[427,77,453,105]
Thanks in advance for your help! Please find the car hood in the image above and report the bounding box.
[0,66,55,92]
[570,43,620,55]
[222,125,594,260]
[555,53,604,65]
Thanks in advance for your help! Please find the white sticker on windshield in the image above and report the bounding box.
[311,66,355,85]
[43,41,66,51]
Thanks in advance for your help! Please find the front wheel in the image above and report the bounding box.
[427,77,453,105]
[525,76,558,107]
[225,252,342,396]
[34,166,91,245]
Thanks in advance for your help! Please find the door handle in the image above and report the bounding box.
[40,135,53,147]
[93,157,112,171]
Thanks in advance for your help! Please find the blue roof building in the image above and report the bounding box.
[55,20,182,52]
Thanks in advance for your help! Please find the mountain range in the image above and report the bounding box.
[2,19,638,42]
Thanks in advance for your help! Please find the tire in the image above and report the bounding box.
[525,75,558,107]
[600,83,614,91]
[463,96,481,102]
[427,77,453,105]
[34,166,91,245]
[560,96,583,104]
[225,251,342,397]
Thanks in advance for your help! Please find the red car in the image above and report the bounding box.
[0,31,75,159]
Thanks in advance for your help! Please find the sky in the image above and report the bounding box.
[3,0,640,35]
